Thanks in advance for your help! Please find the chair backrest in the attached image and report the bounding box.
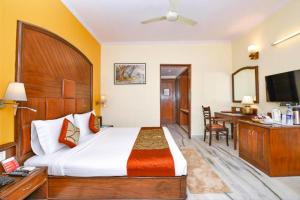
[202,106,212,128]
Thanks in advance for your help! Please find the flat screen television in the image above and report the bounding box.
[265,69,300,102]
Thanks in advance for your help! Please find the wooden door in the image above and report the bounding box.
[161,79,176,124]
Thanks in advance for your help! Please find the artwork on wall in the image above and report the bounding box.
[163,89,170,96]
[114,63,146,85]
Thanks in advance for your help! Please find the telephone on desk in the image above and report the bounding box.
[7,167,35,177]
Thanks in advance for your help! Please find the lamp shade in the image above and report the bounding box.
[247,45,258,53]
[4,82,27,101]
[101,95,107,104]
[241,96,254,105]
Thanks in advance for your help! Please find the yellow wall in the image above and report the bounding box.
[0,0,101,144]
[232,0,300,113]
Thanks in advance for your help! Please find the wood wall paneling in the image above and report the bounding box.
[15,21,92,163]
[63,79,76,99]
[46,98,64,119]
[175,78,180,124]
[177,71,190,134]
[179,72,189,110]
[76,98,91,113]
[64,99,76,115]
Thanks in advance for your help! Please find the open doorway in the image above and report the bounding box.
[160,64,191,138]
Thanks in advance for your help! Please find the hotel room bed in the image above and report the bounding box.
[25,127,187,177]
[15,21,187,199]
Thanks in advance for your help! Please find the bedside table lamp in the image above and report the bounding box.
[0,82,37,115]
[241,96,254,115]
[101,95,107,108]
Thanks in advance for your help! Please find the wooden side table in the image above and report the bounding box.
[97,116,114,128]
[97,116,103,127]
[0,167,48,200]
[101,125,114,128]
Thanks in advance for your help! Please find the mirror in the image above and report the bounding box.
[232,66,259,103]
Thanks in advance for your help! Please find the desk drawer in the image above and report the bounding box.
[3,173,47,200]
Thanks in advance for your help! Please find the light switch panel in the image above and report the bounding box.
[0,151,6,161]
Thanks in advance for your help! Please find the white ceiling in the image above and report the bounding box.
[161,66,187,77]
[62,0,290,43]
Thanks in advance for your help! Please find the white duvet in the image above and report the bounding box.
[25,127,187,177]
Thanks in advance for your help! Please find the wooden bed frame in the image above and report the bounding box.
[15,21,187,200]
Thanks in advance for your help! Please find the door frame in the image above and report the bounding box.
[160,64,192,138]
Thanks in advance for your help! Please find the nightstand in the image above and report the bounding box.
[97,116,114,128]
[0,167,48,200]
[101,125,114,128]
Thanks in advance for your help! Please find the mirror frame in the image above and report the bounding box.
[232,66,259,103]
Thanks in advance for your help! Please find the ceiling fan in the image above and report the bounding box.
[141,0,197,26]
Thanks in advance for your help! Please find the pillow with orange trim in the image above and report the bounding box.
[59,118,80,148]
[89,113,100,133]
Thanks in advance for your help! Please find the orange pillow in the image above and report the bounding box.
[89,113,100,133]
[59,119,80,148]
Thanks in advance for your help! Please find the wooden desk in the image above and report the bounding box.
[214,112,254,150]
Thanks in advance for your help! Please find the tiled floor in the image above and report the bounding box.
[167,124,300,200]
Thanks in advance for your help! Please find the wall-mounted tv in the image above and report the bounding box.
[265,69,300,102]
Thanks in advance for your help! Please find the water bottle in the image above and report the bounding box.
[286,104,293,125]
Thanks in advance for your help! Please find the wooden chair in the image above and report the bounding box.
[202,106,229,146]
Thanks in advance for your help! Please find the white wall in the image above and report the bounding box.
[101,42,232,136]
[232,0,300,113]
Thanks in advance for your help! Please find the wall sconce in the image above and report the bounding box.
[0,82,37,115]
[101,95,107,108]
[248,45,259,60]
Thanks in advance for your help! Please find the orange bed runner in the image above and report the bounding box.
[127,127,175,177]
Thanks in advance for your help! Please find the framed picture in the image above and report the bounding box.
[163,89,170,96]
[114,63,146,85]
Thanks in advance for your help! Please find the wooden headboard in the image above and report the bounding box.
[15,21,93,163]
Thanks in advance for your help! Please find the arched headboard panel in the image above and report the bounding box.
[15,21,93,162]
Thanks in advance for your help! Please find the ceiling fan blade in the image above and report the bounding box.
[141,16,167,24]
[169,0,179,11]
[177,15,197,26]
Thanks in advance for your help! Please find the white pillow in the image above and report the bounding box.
[31,123,45,156]
[32,114,75,155]
[74,110,95,138]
